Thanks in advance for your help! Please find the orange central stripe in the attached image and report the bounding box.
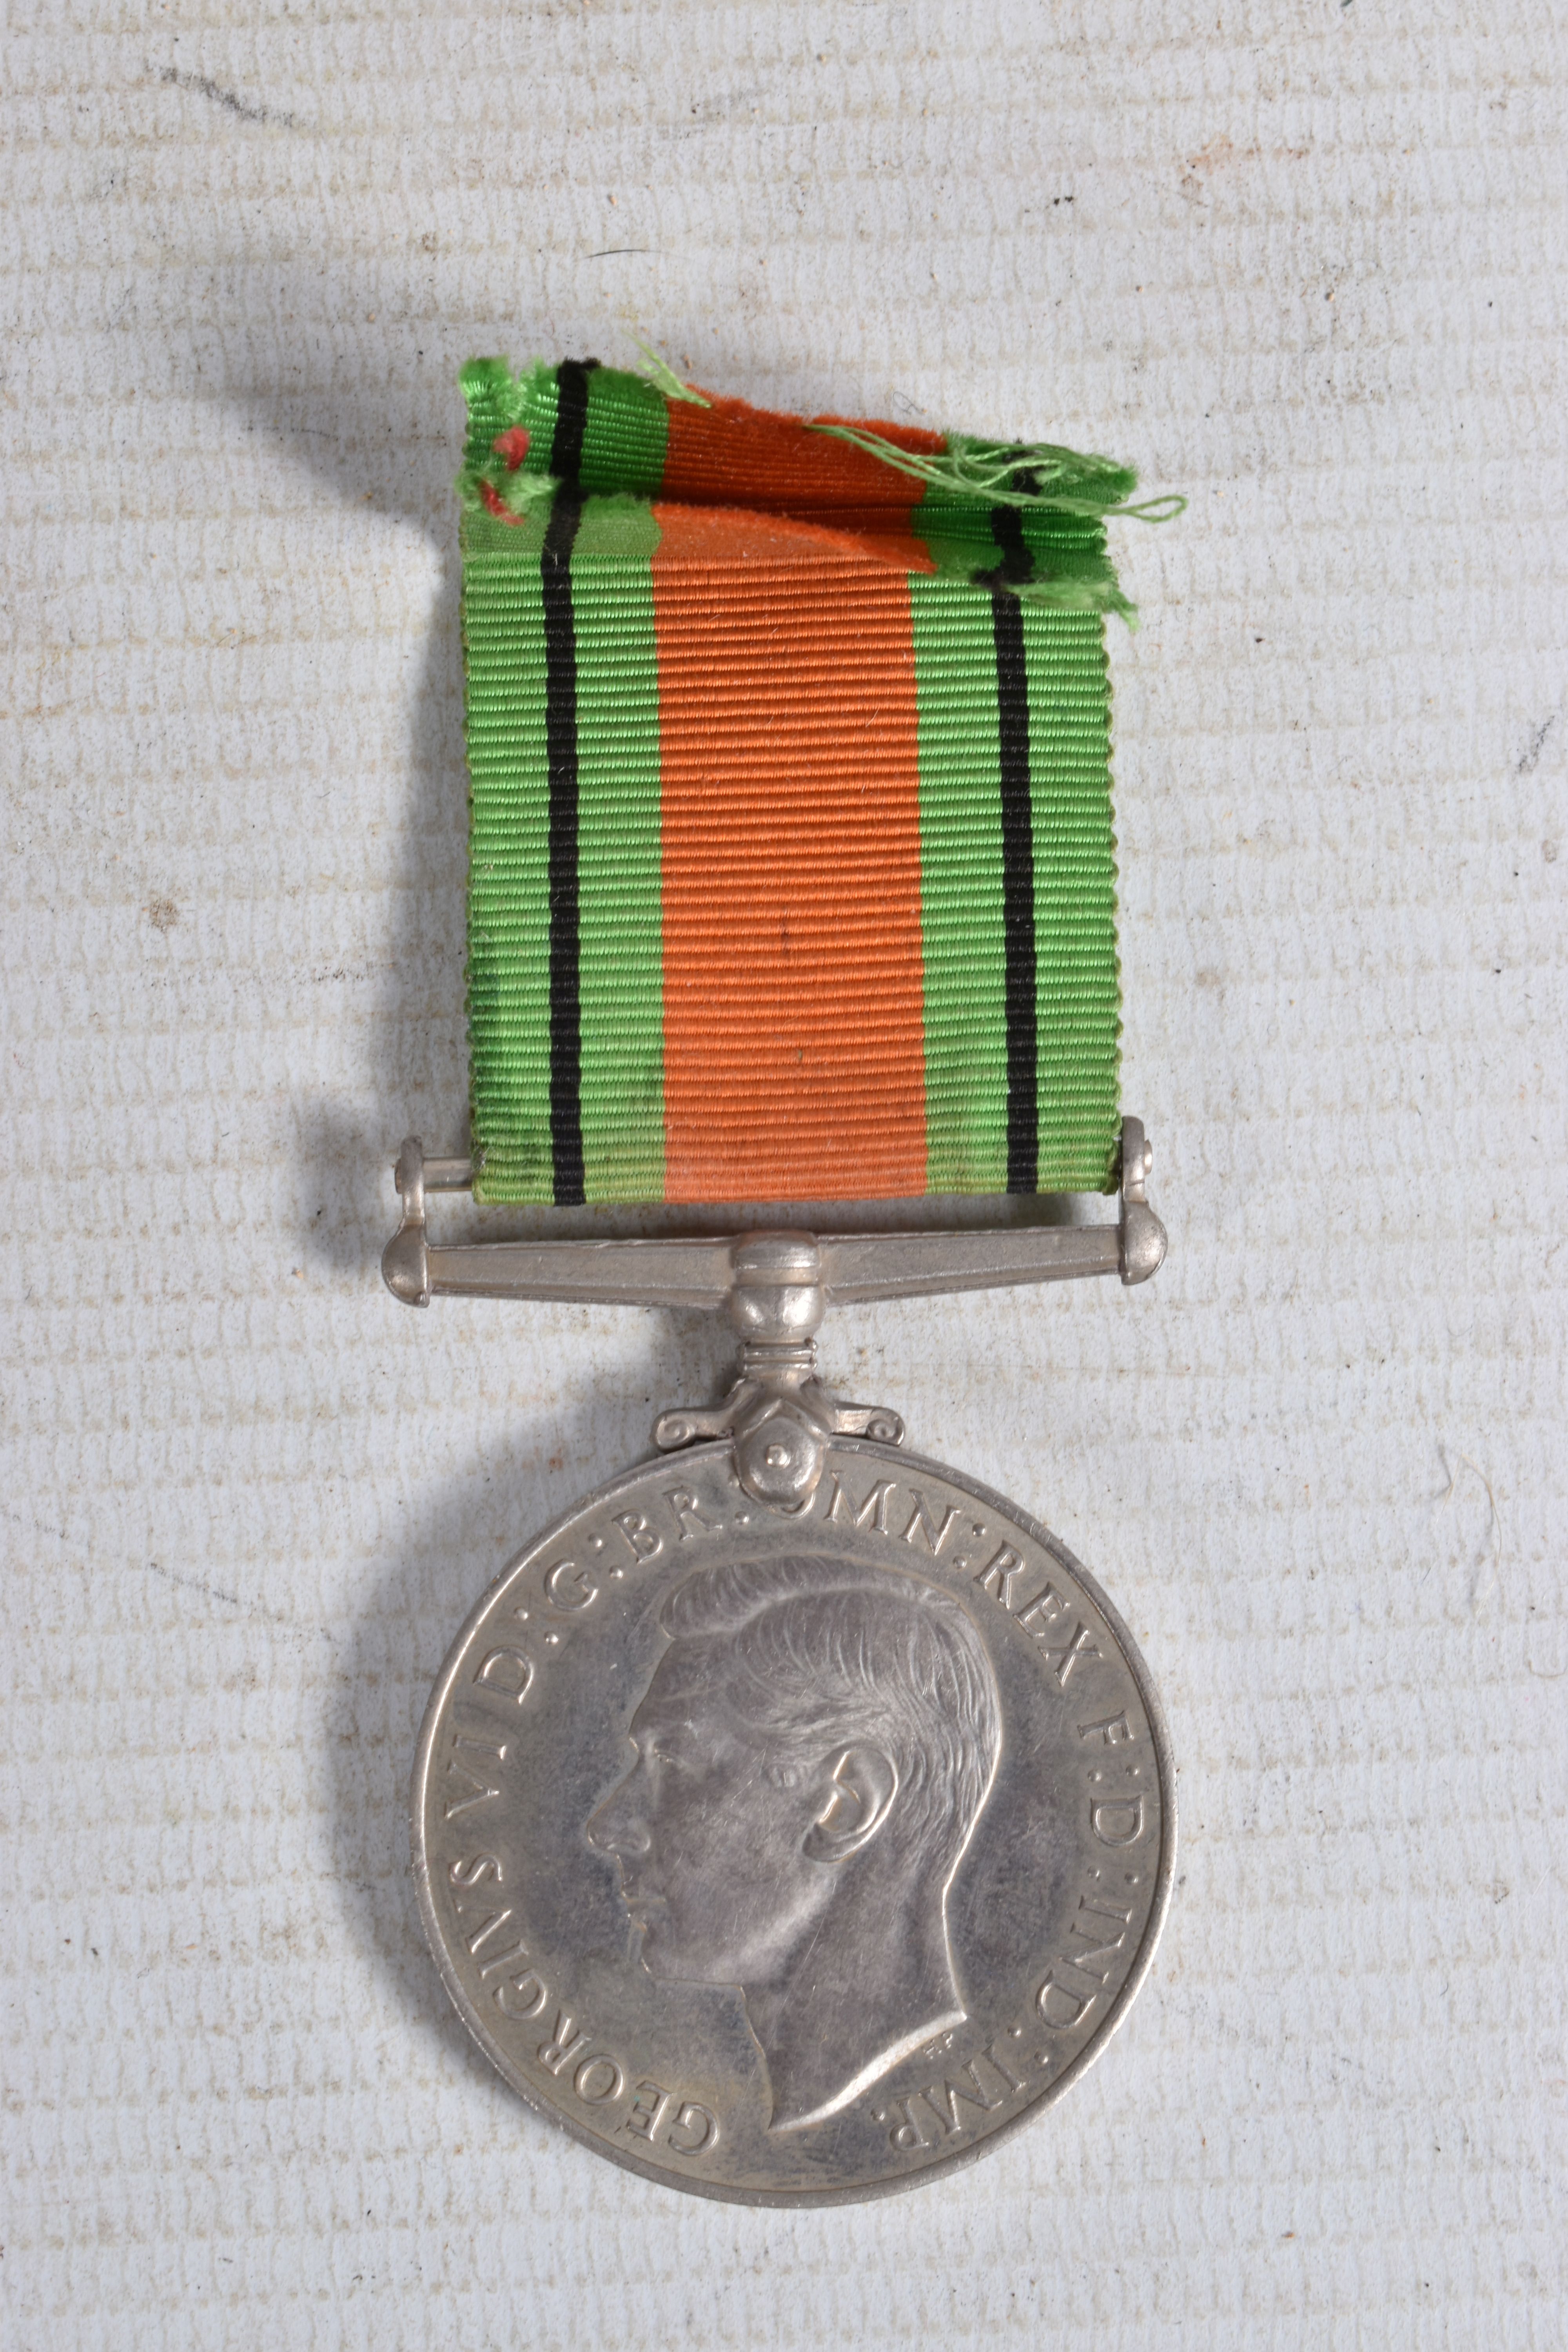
[664,392,945,511]
[653,509,928,1202]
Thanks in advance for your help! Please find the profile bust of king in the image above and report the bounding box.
[588,1555,1003,2131]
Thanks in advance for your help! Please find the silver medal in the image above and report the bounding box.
[389,1119,1173,2204]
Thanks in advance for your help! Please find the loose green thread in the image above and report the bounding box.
[808,422,1185,523]
[630,341,711,407]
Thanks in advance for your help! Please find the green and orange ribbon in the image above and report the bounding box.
[458,356,1172,1206]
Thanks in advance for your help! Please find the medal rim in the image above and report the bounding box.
[410,1435,1176,2208]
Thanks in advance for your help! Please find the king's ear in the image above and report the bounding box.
[802,1744,898,1863]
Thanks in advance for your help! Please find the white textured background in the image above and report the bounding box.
[4,3,1566,2345]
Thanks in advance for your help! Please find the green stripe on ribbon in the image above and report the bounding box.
[463,504,555,1201]
[1023,602,1121,1192]
[580,366,670,496]
[572,497,666,1200]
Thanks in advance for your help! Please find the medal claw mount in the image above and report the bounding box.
[382,1120,1167,1508]
[650,1230,907,1512]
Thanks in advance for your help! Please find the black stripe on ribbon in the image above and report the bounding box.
[992,577,1038,1195]
[549,356,597,482]
[542,360,597,1205]
[984,501,1036,590]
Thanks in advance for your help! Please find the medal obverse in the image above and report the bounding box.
[413,1439,1172,2205]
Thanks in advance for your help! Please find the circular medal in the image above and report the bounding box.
[412,1434,1173,2206]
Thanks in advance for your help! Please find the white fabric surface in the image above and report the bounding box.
[4,4,1565,2345]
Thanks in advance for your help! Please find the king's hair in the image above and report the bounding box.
[659,1556,1002,1879]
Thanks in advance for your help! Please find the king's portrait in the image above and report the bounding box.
[587,1555,1003,2132]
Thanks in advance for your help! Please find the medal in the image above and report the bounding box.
[386,357,1178,2204]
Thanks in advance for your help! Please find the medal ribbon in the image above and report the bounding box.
[458,357,1169,1205]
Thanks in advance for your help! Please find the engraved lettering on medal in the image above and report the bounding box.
[900,1491,965,1555]
[573,2054,626,2105]
[1078,1710,1135,1746]
[447,1852,504,1889]
[826,1474,897,1533]
[620,2080,676,2143]
[1043,1622,1101,1687]
[942,1542,1120,1701]
[473,1646,534,1702]
[474,1939,531,1980]
[441,1733,503,1819]
[446,1867,532,1978]
[1090,1793,1146,1846]
[981,2033,1031,2094]
[465,1910,533,1979]
[618,2080,720,2155]
[1015,1584,1067,1638]
[1033,1866,1148,2029]
[922,2054,1006,2133]
[479,1953,720,2151]
[873,2038,1031,2150]
[871,2092,943,2151]
[1015,1590,1104,1683]
[494,1969,548,2019]
[665,2100,719,2154]
[460,1906,515,1957]
[1035,1967,1098,2029]
[452,1732,508,1761]
[545,1558,599,1610]
[1063,1895,1134,1983]
[612,1510,664,1561]
[537,2011,592,2076]
[664,1487,725,1539]
[973,1543,1029,1612]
